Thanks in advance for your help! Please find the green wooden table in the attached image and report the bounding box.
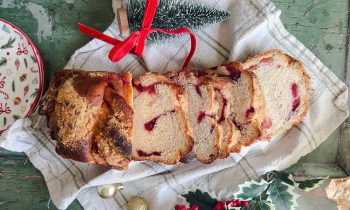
[0,0,349,209]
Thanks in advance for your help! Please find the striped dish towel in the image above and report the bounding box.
[1,0,348,209]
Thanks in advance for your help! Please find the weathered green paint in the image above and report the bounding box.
[274,0,350,167]
[0,154,82,210]
[0,0,114,86]
[0,0,348,209]
[285,163,347,178]
[340,119,350,174]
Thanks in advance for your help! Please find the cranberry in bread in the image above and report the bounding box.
[39,70,133,170]
[170,70,222,163]
[243,50,311,138]
[169,70,244,162]
[199,74,244,159]
[204,75,245,157]
[132,73,193,164]
[212,61,266,150]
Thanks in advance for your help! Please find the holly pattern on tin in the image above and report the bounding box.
[0,20,43,132]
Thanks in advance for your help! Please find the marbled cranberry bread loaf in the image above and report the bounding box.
[39,70,133,170]
[132,73,193,164]
[243,50,311,138]
[39,49,311,169]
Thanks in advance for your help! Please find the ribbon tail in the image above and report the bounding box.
[78,23,122,45]
[157,28,196,69]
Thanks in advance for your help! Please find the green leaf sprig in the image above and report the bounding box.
[178,171,325,210]
[0,37,16,49]
[235,171,326,210]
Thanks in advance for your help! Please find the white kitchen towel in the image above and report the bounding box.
[0,0,349,209]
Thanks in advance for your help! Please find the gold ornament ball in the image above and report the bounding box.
[127,196,149,210]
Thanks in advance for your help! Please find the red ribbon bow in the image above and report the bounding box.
[79,0,196,69]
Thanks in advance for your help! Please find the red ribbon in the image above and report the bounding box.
[78,0,196,69]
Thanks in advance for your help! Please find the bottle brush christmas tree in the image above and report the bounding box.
[126,0,231,44]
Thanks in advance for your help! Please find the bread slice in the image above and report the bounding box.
[92,87,133,170]
[242,50,311,138]
[131,73,193,164]
[171,71,222,163]
[205,75,243,157]
[169,69,245,162]
[39,70,133,170]
[211,61,266,150]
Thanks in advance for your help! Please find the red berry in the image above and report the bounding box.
[230,202,238,207]
[186,208,191,210]
[175,204,180,210]
[214,201,225,210]
[220,201,225,208]
[225,200,232,206]
[235,199,241,205]
[242,201,249,206]
[214,202,222,210]
[178,205,186,210]
[191,204,199,210]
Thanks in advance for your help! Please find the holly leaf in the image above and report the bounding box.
[182,189,217,210]
[267,180,298,210]
[32,78,38,84]
[0,57,7,66]
[12,81,15,92]
[265,171,295,186]
[13,115,21,120]
[243,199,275,210]
[30,88,38,98]
[296,178,325,192]
[31,55,37,63]
[234,180,269,201]
[24,58,28,68]
[1,37,16,49]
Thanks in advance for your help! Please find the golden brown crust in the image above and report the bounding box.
[103,88,133,157]
[243,49,284,64]
[50,75,106,162]
[108,72,133,107]
[39,70,133,169]
[55,139,95,163]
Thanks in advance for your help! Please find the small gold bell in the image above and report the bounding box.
[127,196,149,210]
[97,183,125,199]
